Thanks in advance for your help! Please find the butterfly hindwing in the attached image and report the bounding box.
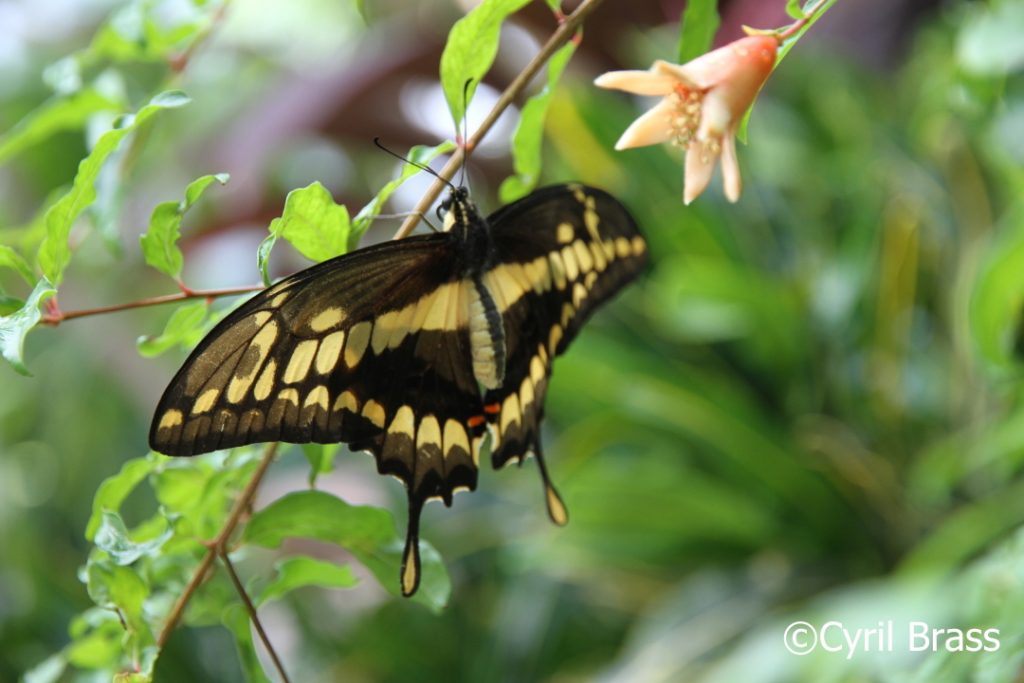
[476,185,648,521]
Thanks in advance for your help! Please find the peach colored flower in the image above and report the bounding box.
[595,35,778,204]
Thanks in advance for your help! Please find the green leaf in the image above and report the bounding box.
[785,0,805,19]
[300,443,339,486]
[0,89,122,162]
[259,182,350,285]
[136,301,209,358]
[93,511,173,565]
[499,41,576,203]
[254,556,359,606]
[243,490,451,612]
[36,90,191,287]
[351,141,456,242]
[84,556,153,648]
[65,614,122,669]
[970,208,1024,371]
[0,296,23,316]
[86,456,159,540]
[439,0,532,126]
[0,278,56,376]
[677,0,720,64]
[0,245,36,285]
[139,173,229,279]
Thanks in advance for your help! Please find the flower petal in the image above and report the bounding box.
[594,70,676,96]
[720,132,741,203]
[671,35,777,90]
[614,97,676,150]
[696,89,731,140]
[683,139,720,205]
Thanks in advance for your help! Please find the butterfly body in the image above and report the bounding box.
[150,183,647,595]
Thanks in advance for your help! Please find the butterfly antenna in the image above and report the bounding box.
[373,137,455,193]
[458,79,473,190]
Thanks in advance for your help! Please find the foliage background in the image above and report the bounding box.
[3,0,1024,681]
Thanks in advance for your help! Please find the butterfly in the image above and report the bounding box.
[150,182,647,596]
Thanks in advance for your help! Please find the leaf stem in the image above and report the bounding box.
[157,442,279,648]
[222,550,292,683]
[777,0,830,41]
[40,284,262,326]
[392,0,608,240]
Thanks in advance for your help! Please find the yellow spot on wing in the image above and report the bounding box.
[530,356,546,384]
[443,419,470,459]
[573,240,593,273]
[572,282,587,308]
[390,405,415,438]
[345,321,371,367]
[519,377,535,411]
[500,393,521,433]
[283,339,318,383]
[561,245,580,281]
[308,307,345,332]
[615,237,631,258]
[362,399,385,428]
[277,388,300,406]
[250,320,280,364]
[159,409,184,430]
[556,222,574,244]
[192,388,220,415]
[590,240,608,271]
[632,236,647,255]
[334,390,359,413]
[548,325,563,354]
[549,252,567,290]
[304,385,329,411]
[584,207,601,241]
[315,330,346,375]
[253,359,277,401]
[417,415,441,450]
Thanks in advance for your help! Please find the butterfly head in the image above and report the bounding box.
[437,185,482,237]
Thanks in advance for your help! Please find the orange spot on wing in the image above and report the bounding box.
[467,415,486,428]
[483,403,501,415]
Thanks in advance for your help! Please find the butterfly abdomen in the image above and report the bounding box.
[467,277,506,390]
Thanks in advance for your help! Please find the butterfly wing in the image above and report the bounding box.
[478,184,648,523]
[150,234,484,595]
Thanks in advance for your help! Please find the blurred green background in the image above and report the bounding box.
[3,0,1024,681]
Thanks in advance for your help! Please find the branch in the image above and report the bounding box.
[392,0,608,240]
[40,284,262,326]
[222,551,292,683]
[157,442,280,648]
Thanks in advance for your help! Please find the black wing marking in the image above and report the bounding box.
[478,184,648,524]
[149,234,484,596]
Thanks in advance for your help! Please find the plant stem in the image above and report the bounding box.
[40,284,261,326]
[777,0,831,41]
[222,551,292,683]
[157,442,279,648]
[392,0,607,240]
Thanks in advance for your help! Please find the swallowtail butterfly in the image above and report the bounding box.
[150,183,647,596]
